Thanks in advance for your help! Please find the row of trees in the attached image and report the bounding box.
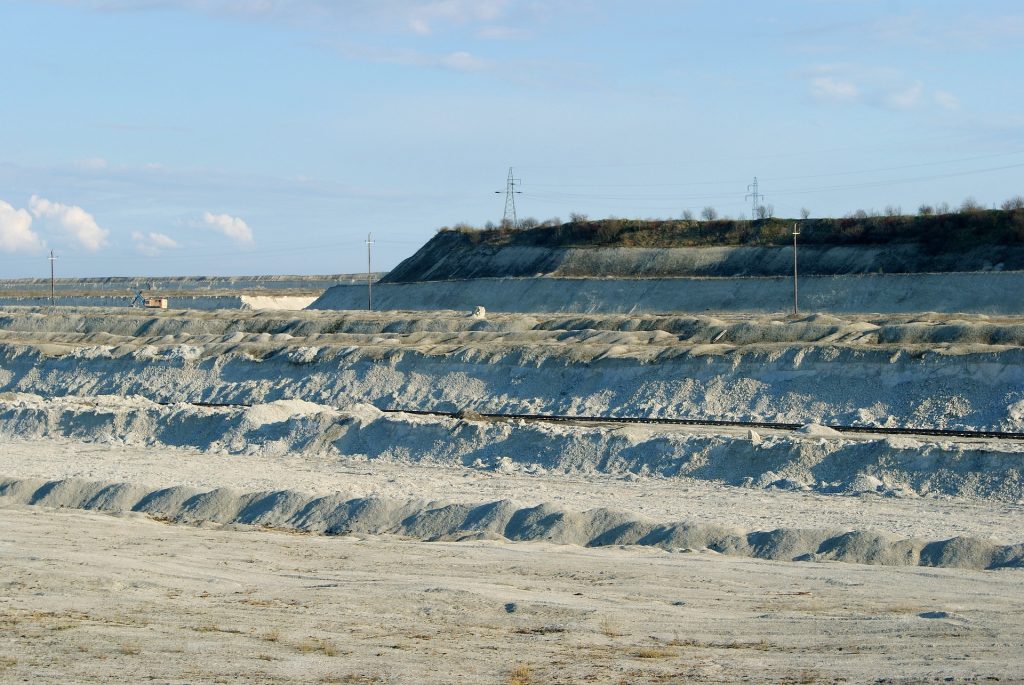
[438,195,1024,235]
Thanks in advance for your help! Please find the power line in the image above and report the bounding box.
[762,149,1024,183]
[522,149,1024,192]
[518,159,1024,204]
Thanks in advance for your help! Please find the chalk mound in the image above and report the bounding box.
[796,423,843,437]
[1,395,1022,501]
[3,477,1022,571]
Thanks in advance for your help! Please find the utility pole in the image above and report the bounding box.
[745,177,764,220]
[365,232,374,311]
[48,250,57,307]
[494,167,521,229]
[792,222,800,316]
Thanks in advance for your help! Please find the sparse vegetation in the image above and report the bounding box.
[512,625,566,635]
[506,663,534,685]
[599,617,625,638]
[319,675,385,685]
[1003,195,1024,210]
[428,197,1024,254]
[632,646,677,658]
[296,637,340,656]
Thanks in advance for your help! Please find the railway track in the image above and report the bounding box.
[380,408,1024,441]
[154,400,1024,441]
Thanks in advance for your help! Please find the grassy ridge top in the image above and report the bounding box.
[440,207,1024,251]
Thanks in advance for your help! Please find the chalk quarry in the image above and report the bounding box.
[1,272,1023,682]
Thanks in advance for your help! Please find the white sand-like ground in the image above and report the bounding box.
[2,437,1021,542]
[2,504,1023,684]
[2,305,1023,682]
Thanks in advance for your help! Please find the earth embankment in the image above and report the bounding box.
[384,231,1024,282]
[0,274,371,310]
[312,270,1024,314]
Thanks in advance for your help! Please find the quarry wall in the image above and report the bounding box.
[311,271,1024,315]
[383,234,1024,282]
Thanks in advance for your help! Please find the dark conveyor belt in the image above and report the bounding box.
[380,408,1024,441]
[152,401,1024,441]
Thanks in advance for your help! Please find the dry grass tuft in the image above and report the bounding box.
[632,646,676,659]
[506,663,534,685]
[262,629,281,642]
[194,624,242,635]
[512,625,566,635]
[119,644,141,656]
[599,618,625,638]
[296,637,340,656]
[319,674,384,684]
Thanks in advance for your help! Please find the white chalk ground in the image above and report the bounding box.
[2,305,1024,681]
[1,504,1021,684]
[2,437,1024,683]
[2,436,1021,542]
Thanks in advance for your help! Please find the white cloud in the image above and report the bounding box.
[438,50,487,71]
[885,81,924,110]
[809,75,860,104]
[475,25,523,39]
[933,90,960,111]
[132,230,179,256]
[404,0,508,34]
[75,157,108,170]
[338,44,490,72]
[70,0,514,34]
[0,200,45,253]
[201,211,254,244]
[28,195,109,251]
[804,64,957,113]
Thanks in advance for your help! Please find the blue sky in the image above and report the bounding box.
[1,0,1022,277]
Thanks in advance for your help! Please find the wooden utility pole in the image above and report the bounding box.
[792,223,800,315]
[48,250,57,307]
[366,233,374,311]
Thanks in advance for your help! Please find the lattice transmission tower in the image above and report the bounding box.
[495,167,521,229]
[745,177,765,220]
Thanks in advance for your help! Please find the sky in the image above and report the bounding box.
[0,0,1022,278]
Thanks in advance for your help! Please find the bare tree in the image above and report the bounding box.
[884,205,902,217]
[682,209,695,221]
[1002,195,1024,210]
[569,212,588,224]
[918,205,934,216]
[700,206,718,221]
[959,197,984,213]
[936,202,951,214]
[755,205,769,220]
[800,207,811,220]
[519,217,539,230]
